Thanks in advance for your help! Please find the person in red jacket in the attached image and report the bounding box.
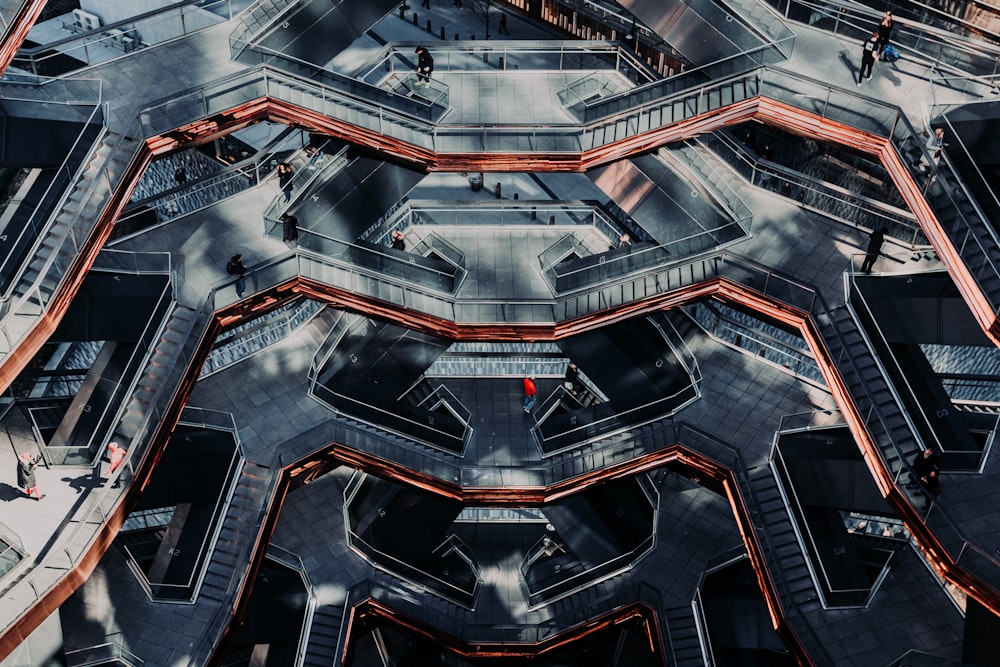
[106,442,127,488]
[523,376,537,413]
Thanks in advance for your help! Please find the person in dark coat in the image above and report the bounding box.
[861,227,887,273]
[390,230,406,251]
[281,213,299,243]
[277,162,294,203]
[564,363,581,395]
[876,11,894,56]
[912,448,940,478]
[16,452,43,500]
[919,469,942,509]
[415,47,434,85]
[858,31,880,86]
[227,254,247,297]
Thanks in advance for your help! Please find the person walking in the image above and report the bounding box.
[281,212,299,244]
[565,363,581,396]
[919,469,942,509]
[16,452,43,500]
[498,13,509,35]
[876,11,894,56]
[858,31,880,86]
[277,162,294,203]
[415,47,434,85]
[105,442,127,488]
[861,227,887,273]
[227,254,248,297]
[523,376,537,413]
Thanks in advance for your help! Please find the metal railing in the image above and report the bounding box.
[64,642,144,667]
[119,407,244,602]
[201,299,322,377]
[690,300,824,384]
[847,272,996,471]
[699,132,926,246]
[763,0,1000,81]
[311,382,470,455]
[355,41,661,84]
[39,261,173,466]
[12,0,243,77]
[343,473,479,607]
[228,0,301,60]
[265,543,315,667]
[0,113,143,364]
[771,436,894,608]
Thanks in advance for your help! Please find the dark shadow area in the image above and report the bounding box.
[852,273,998,471]
[217,556,308,667]
[963,597,1000,667]
[313,318,468,453]
[701,558,794,666]
[346,474,475,606]
[774,427,907,608]
[536,315,698,454]
[115,425,241,602]
[11,271,172,465]
[524,476,657,606]
[343,599,663,667]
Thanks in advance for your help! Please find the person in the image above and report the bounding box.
[523,376,537,413]
[16,452,43,500]
[421,0,429,7]
[876,11,894,56]
[415,47,434,85]
[277,162,294,203]
[908,448,940,488]
[858,31,880,86]
[759,144,774,189]
[860,227,887,273]
[617,233,631,249]
[305,144,324,170]
[498,13,509,35]
[106,442,126,488]
[919,469,942,509]
[227,254,247,297]
[453,0,462,6]
[390,230,406,251]
[174,166,187,185]
[564,363,581,395]
[281,212,299,243]
[915,128,947,171]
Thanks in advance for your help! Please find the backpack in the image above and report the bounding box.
[226,257,242,275]
[883,45,900,62]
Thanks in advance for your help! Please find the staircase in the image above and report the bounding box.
[744,465,821,611]
[0,130,140,358]
[118,305,205,442]
[813,304,928,508]
[914,160,1000,316]
[301,603,345,667]
[228,0,299,57]
[582,72,761,149]
[198,462,275,605]
[662,605,707,667]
